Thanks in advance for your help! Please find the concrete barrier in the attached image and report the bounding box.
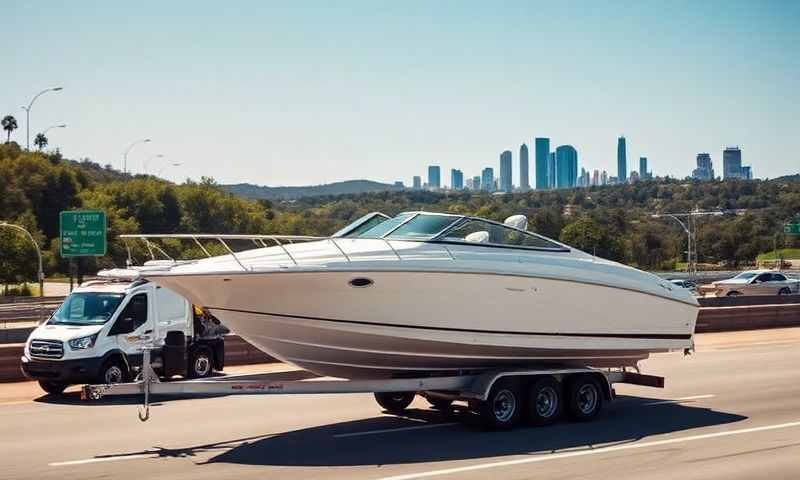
[696,303,800,333]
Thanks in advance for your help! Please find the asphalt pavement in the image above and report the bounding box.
[2,328,800,480]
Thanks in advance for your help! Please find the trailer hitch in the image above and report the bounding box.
[137,347,160,422]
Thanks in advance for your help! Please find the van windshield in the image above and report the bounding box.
[48,292,126,326]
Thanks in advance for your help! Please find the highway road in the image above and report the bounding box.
[2,328,800,480]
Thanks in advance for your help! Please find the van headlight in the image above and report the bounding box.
[69,334,98,350]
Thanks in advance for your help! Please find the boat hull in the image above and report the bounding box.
[149,269,698,379]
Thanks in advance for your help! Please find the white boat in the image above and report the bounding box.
[140,212,699,379]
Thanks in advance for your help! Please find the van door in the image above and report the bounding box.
[108,292,150,368]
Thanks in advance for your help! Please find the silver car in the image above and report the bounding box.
[709,270,800,297]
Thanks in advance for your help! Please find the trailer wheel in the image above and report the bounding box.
[188,346,213,378]
[526,376,562,425]
[374,392,415,413]
[565,374,603,421]
[479,377,523,429]
[38,380,67,395]
[425,396,454,410]
[98,358,128,385]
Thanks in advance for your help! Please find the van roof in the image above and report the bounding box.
[72,281,135,294]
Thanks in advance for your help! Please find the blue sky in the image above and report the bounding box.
[4,1,799,186]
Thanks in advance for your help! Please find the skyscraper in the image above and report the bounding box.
[692,153,714,180]
[617,136,627,183]
[450,169,464,190]
[742,165,752,180]
[534,138,550,190]
[499,150,513,192]
[601,170,608,185]
[548,152,556,188]
[519,144,530,191]
[555,145,578,188]
[412,176,422,189]
[639,157,648,179]
[723,147,742,179]
[481,168,494,192]
[592,169,600,186]
[427,165,441,189]
[472,175,481,190]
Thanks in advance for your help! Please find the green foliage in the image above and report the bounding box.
[2,115,18,143]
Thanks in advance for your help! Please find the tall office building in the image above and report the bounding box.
[601,170,608,185]
[555,145,578,188]
[499,150,513,192]
[481,168,494,192]
[617,136,627,183]
[723,147,742,179]
[534,138,550,189]
[472,175,481,190]
[412,176,422,189]
[692,153,714,180]
[450,169,464,190]
[742,166,752,180]
[548,152,556,188]
[639,157,648,179]
[592,169,600,186]
[427,165,441,189]
[519,144,530,191]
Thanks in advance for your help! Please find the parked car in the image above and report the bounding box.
[668,279,698,295]
[706,270,800,297]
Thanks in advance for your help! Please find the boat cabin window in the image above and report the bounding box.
[438,219,565,250]
[386,214,459,240]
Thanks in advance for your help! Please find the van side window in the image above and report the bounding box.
[113,294,148,333]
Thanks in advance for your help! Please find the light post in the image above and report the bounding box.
[651,210,723,280]
[0,222,44,297]
[157,162,182,179]
[21,87,64,151]
[143,154,164,175]
[123,139,151,175]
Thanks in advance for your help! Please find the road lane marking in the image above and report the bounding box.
[641,394,715,406]
[335,422,460,438]
[50,454,155,466]
[375,420,800,480]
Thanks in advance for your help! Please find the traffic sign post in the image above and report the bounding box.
[60,210,107,256]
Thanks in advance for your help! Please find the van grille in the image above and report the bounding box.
[30,339,64,359]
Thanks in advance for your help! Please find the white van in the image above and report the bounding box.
[20,275,226,395]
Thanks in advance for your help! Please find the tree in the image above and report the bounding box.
[34,133,48,151]
[2,115,18,143]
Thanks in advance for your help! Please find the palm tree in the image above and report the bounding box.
[34,133,48,151]
[2,115,18,143]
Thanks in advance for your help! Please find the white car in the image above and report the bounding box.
[707,270,800,297]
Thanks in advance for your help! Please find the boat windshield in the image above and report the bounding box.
[332,212,390,237]
[48,292,126,326]
[437,218,566,250]
[355,213,416,238]
[385,214,461,240]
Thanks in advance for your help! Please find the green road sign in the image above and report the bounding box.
[785,223,800,235]
[60,210,107,256]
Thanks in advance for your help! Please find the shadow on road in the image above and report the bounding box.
[191,395,746,467]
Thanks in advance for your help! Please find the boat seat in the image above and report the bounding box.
[465,231,490,243]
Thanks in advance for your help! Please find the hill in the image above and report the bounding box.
[223,179,402,200]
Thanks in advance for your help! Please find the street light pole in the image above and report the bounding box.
[123,138,152,175]
[651,210,724,280]
[157,162,182,179]
[143,154,164,175]
[42,124,67,136]
[0,222,44,297]
[21,87,64,150]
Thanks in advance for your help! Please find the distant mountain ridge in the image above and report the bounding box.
[223,179,403,200]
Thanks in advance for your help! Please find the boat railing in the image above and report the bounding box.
[118,234,420,271]
[119,234,323,270]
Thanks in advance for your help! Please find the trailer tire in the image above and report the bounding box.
[38,380,67,395]
[479,377,523,430]
[374,392,415,413]
[426,396,454,410]
[98,358,129,385]
[526,376,562,425]
[188,346,213,378]
[565,374,603,421]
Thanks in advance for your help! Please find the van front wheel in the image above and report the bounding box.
[38,380,67,395]
[98,359,128,385]
[188,346,213,378]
